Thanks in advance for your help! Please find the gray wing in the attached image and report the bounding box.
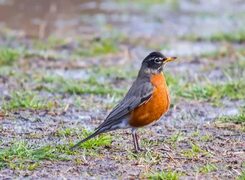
[70,81,153,150]
[96,81,153,130]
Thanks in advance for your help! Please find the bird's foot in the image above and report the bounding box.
[134,147,145,153]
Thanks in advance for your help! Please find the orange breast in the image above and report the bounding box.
[129,73,170,127]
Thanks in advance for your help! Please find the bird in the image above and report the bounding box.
[70,51,177,152]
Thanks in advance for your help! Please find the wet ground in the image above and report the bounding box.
[0,0,244,179]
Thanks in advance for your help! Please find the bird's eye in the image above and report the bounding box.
[154,58,162,64]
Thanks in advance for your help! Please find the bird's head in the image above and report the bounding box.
[141,51,177,75]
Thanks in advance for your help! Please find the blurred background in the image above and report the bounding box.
[0,0,244,179]
[1,0,245,57]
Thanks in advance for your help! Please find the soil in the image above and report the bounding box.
[0,0,244,179]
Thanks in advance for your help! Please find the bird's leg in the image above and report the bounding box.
[132,129,144,152]
[132,129,139,153]
[135,132,143,152]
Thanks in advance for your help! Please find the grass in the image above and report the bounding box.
[199,47,245,61]
[198,163,218,174]
[36,73,125,96]
[170,54,245,105]
[127,148,163,164]
[55,127,76,137]
[191,130,200,137]
[163,72,243,105]
[165,72,182,103]
[191,131,213,141]
[177,84,214,100]
[165,72,179,88]
[148,170,182,180]
[64,128,112,149]
[63,78,123,96]
[33,36,68,50]
[182,143,209,159]
[62,79,122,96]
[116,0,179,10]
[0,141,60,170]
[2,91,55,111]
[75,134,112,149]
[209,30,245,43]
[0,128,112,171]
[214,81,245,100]
[175,55,245,104]
[199,48,230,59]
[218,112,245,124]
[0,66,14,76]
[237,171,245,180]
[37,74,64,84]
[49,63,244,104]
[223,56,245,80]
[116,0,167,6]
[216,110,245,131]
[91,66,137,80]
[74,37,119,57]
[0,47,20,66]
[166,132,184,146]
[200,134,213,142]
[182,29,245,43]
[177,80,245,103]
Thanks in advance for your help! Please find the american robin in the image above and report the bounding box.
[71,52,177,152]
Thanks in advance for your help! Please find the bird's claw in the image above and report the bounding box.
[134,147,145,153]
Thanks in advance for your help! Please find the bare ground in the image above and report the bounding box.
[0,0,244,179]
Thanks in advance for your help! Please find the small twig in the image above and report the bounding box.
[162,156,190,160]
[19,115,31,121]
[63,104,70,113]
[165,152,182,165]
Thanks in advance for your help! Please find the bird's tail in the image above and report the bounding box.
[70,129,102,151]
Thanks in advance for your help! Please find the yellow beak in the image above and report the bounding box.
[165,57,177,63]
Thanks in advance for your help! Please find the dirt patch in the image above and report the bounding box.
[0,0,244,179]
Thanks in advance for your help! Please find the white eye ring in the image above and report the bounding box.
[154,58,162,64]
